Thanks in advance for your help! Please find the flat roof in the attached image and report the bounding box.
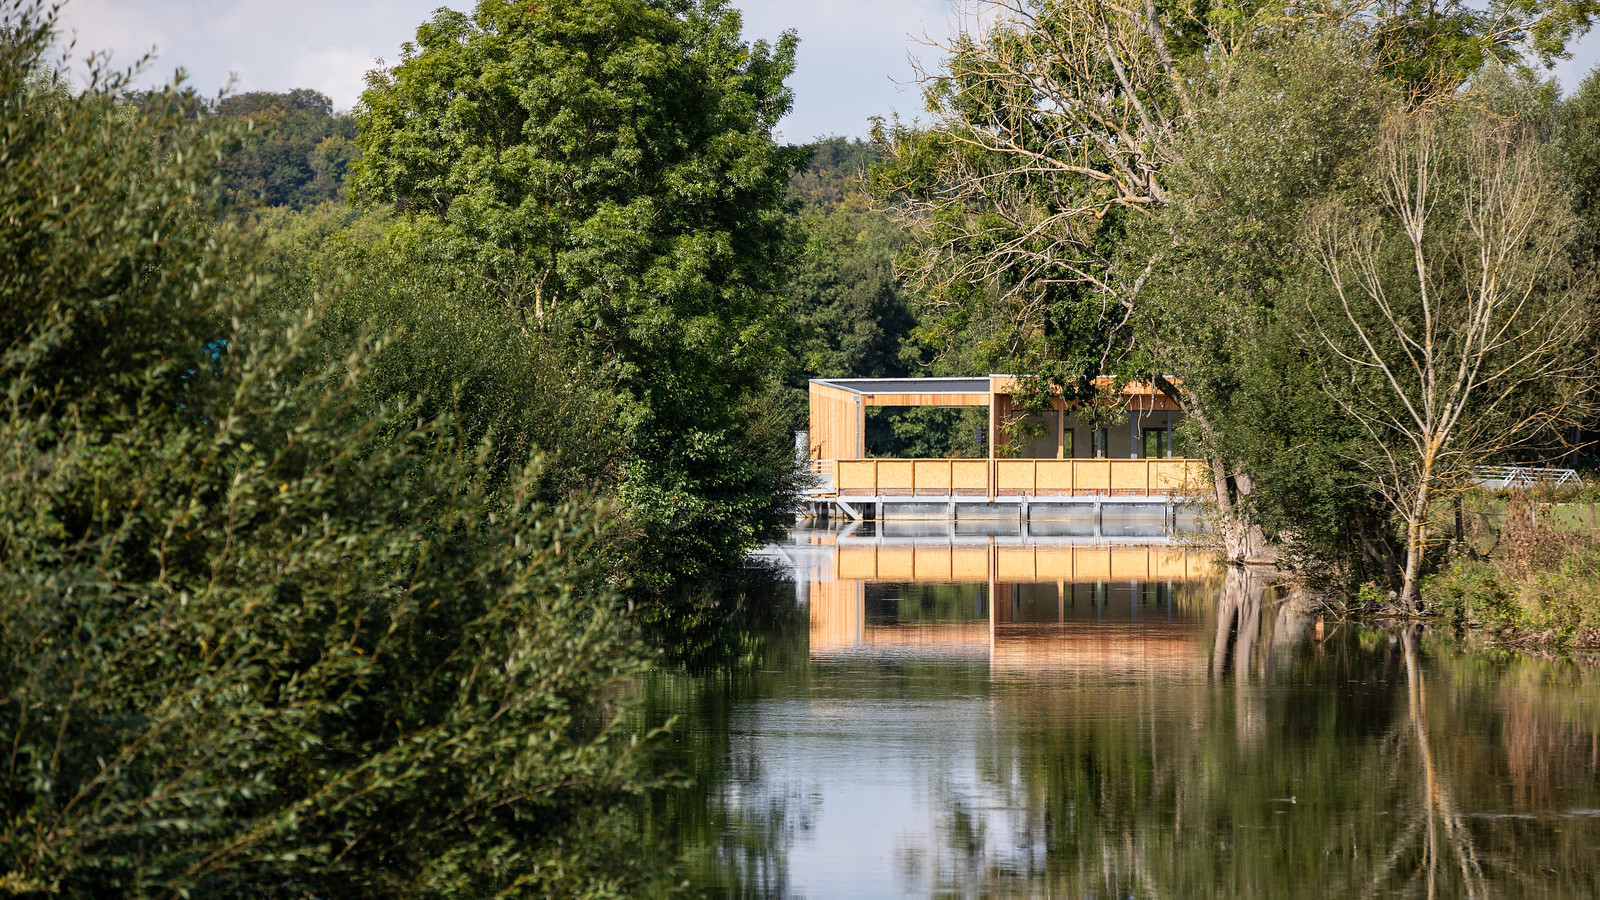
[812,377,991,395]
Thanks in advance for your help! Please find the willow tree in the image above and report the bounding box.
[1306,108,1595,610]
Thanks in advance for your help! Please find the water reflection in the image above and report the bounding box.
[664,523,1600,898]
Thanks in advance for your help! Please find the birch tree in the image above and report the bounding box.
[1306,107,1594,609]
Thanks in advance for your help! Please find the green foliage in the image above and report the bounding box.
[787,195,915,384]
[1559,62,1600,259]
[254,203,623,503]
[1143,33,1397,576]
[788,135,882,205]
[352,0,807,587]
[871,0,1600,570]
[215,89,358,209]
[1,6,654,894]
[1427,560,1527,628]
[783,137,984,457]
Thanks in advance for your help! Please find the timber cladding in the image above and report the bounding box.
[858,392,989,407]
[808,381,863,460]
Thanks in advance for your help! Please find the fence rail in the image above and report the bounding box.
[1470,465,1582,490]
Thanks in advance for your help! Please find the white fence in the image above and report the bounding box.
[1470,465,1582,490]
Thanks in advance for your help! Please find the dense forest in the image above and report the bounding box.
[6,0,1600,894]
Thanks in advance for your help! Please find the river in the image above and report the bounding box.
[641,518,1600,897]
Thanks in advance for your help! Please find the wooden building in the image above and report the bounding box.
[805,376,1206,506]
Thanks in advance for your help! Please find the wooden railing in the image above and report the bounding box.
[827,457,1207,497]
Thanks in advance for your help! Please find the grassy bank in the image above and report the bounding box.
[1422,488,1600,648]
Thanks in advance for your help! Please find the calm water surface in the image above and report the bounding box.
[645,519,1600,898]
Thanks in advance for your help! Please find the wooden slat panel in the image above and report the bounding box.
[1108,548,1152,580]
[1155,459,1208,492]
[1033,548,1075,579]
[877,460,914,491]
[1074,547,1113,580]
[836,547,879,580]
[914,545,953,580]
[952,460,990,491]
[996,459,1036,491]
[912,459,952,491]
[1036,459,1074,491]
[877,547,915,580]
[828,545,1211,584]
[1075,460,1111,492]
[951,547,991,580]
[863,393,990,407]
[995,547,1039,581]
[1109,460,1149,492]
[808,580,864,654]
[1152,550,1196,580]
[836,460,877,493]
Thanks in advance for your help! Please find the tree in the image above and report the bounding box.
[1305,105,1594,609]
[873,0,1600,566]
[1140,33,1399,574]
[214,89,358,208]
[353,0,807,587]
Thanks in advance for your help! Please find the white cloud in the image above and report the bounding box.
[50,0,464,104]
[741,0,959,140]
[287,46,385,112]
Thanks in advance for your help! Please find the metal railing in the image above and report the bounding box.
[803,458,835,496]
[1470,465,1582,490]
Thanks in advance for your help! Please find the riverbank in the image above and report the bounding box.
[1401,490,1600,649]
[1425,546,1600,648]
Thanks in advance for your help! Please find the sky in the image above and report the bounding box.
[46,0,1600,142]
[47,0,960,142]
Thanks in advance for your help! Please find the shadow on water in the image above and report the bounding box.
[645,523,1600,898]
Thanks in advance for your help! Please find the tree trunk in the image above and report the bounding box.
[1208,457,1272,564]
[1180,396,1273,566]
[1399,475,1433,614]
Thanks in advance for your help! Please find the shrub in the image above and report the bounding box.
[1,6,653,894]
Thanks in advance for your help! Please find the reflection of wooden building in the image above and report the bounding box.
[805,539,1218,674]
[833,542,1205,583]
[804,376,1209,517]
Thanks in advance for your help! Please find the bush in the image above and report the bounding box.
[1,6,653,894]
[1425,561,1525,629]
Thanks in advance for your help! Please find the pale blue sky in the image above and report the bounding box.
[49,0,1600,142]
